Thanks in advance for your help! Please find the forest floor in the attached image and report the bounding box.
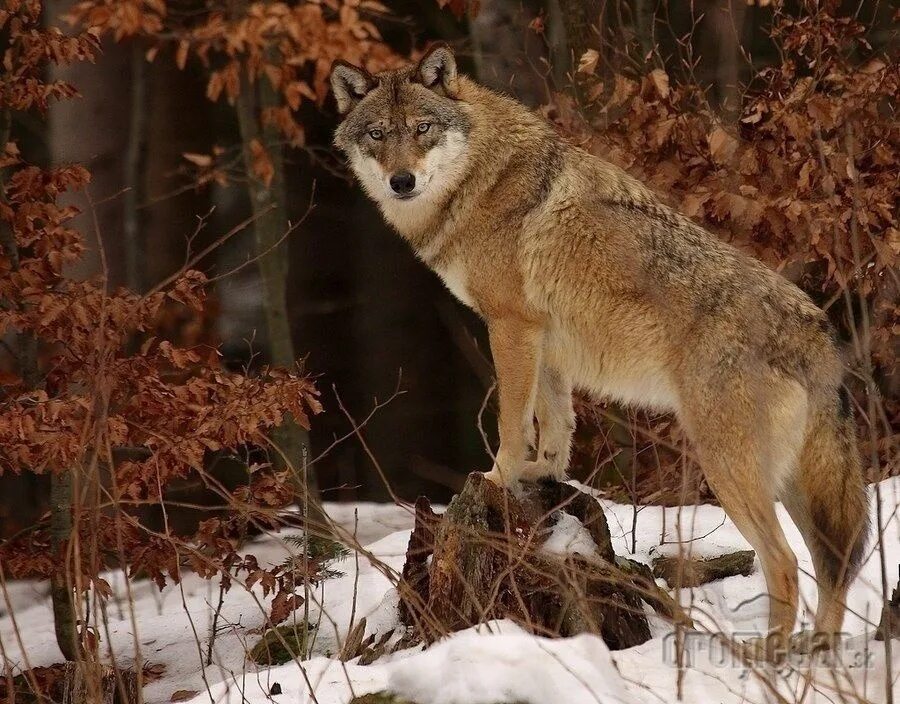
[2,480,899,704]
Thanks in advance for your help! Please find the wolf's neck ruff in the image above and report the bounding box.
[331,44,869,657]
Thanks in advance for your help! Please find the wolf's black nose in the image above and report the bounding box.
[389,171,416,194]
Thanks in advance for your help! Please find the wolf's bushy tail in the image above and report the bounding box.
[796,388,870,591]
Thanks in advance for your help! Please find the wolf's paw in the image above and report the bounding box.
[520,459,567,482]
[482,468,515,487]
[741,634,789,663]
[482,458,567,487]
[789,630,839,655]
[742,630,840,664]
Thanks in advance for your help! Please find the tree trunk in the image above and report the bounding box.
[469,0,546,106]
[50,470,78,661]
[123,40,147,293]
[230,30,321,513]
[3,108,75,656]
[700,0,747,116]
[555,0,602,74]
[46,1,131,284]
[633,0,656,58]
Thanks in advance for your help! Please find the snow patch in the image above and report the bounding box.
[389,629,630,704]
[542,511,602,561]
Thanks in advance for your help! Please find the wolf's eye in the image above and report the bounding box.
[416,122,431,134]
[368,128,384,140]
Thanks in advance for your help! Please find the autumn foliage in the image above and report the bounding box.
[0,0,323,626]
[65,0,399,181]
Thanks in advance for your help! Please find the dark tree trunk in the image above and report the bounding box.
[123,41,148,293]
[2,104,75,657]
[228,7,321,516]
[555,0,602,73]
[50,471,77,661]
[46,4,132,284]
[470,0,547,106]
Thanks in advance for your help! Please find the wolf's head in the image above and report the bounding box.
[331,45,472,217]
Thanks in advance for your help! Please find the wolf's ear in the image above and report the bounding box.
[415,43,459,98]
[330,61,375,115]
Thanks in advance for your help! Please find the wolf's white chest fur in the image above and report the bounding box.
[434,259,474,308]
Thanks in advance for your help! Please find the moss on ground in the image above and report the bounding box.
[249,622,312,665]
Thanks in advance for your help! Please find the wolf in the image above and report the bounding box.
[330,44,869,653]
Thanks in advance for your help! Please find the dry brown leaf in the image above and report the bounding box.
[577,49,600,75]
[708,127,738,165]
[649,68,669,100]
[249,139,274,188]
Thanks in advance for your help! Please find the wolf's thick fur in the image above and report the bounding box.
[331,46,869,645]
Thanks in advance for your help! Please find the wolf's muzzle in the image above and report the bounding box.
[389,171,416,195]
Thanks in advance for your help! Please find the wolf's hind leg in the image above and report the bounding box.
[682,382,800,653]
[525,366,575,480]
[706,455,798,647]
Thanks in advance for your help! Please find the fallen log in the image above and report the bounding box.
[651,549,756,588]
[349,695,411,704]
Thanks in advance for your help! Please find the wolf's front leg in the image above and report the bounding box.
[524,366,574,481]
[482,318,543,487]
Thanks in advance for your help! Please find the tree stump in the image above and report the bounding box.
[875,573,900,641]
[1,663,139,704]
[60,663,138,704]
[398,473,677,650]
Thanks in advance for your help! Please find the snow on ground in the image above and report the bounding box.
[542,511,604,561]
[203,621,630,704]
[1,481,898,704]
[324,501,425,546]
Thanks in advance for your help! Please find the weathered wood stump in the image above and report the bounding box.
[875,573,899,641]
[0,663,139,704]
[398,473,681,650]
[62,663,138,704]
